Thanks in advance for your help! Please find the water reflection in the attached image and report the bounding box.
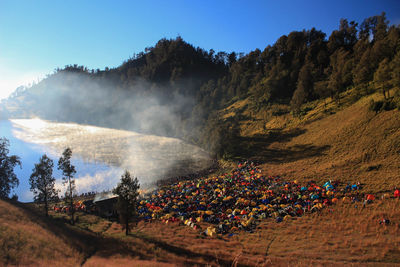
[1,119,212,202]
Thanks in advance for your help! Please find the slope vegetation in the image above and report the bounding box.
[221,90,400,193]
[0,200,81,266]
[260,93,400,193]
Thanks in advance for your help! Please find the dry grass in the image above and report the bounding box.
[1,196,400,266]
[0,200,82,266]
[133,198,400,266]
[251,91,400,194]
[120,90,400,265]
[83,255,175,267]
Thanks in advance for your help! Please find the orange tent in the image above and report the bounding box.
[366,194,375,201]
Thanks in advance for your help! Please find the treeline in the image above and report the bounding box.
[3,13,399,158]
[196,12,400,157]
[198,12,399,111]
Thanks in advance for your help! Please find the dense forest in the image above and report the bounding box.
[2,12,399,158]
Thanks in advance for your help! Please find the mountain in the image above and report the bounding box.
[1,13,400,266]
[1,12,399,159]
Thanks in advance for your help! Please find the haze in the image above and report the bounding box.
[10,118,212,193]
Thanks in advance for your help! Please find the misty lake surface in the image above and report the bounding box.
[0,119,212,202]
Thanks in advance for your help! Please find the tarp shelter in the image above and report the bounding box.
[93,192,118,218]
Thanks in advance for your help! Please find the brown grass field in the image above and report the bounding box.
[258,92,400,195]
[0,200,81,266]
[1,90,399,266]
[1,198,399,266]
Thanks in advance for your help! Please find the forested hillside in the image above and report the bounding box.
[2,12,399,158]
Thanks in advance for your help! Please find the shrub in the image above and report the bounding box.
[369,100,384,113]
[10,194,18,201]
[393,90,400,110]
[382,100,396,111]
[369,99,397,113]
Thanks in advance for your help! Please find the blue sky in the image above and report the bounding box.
[0,0,399,99]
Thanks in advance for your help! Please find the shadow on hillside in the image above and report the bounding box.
[266,128,307,143]
[130,232,248,267]
[236,128,306,148]
[12,202,149,264]
[234,128,330,163]
[12,201,242,266]
[261,144,331,163]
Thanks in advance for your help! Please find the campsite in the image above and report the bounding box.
[2,159,400,266]
[1,1,400,266]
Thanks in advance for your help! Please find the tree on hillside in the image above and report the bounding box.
[353,48,373,91]
[291,64,313,112]
[327,48,353,102]
[58,148,76,224]
[30,154,59,216]
[113,171,140,236]
[374,58,391,99]
[0,138,21,199]
[391,51,400,89]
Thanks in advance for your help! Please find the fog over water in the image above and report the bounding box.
[1,119,212,202]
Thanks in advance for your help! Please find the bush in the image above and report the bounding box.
[368,100,383,113]
[393,90,400,110]
[271,106,288,116]
[382,100,396,111]
[369,99,396,113]
[395,98,400,110]
[11,194,18,201]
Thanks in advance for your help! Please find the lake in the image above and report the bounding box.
[0,119,212,202]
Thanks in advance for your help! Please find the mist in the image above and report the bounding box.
[3,70,214,195]
[10,71,198,138]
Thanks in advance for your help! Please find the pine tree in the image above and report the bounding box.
[0,138,21,199]
[113,171,140,236]
[58,148,76,224]
[30,154,59,216]
[291,64,313,111]
[374,58,391,99]
[391,51,400,89]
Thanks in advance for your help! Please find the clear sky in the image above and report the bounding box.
[0,0,399,100]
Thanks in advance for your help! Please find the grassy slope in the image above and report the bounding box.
[262,94,399,194]
[1,90,400,266]
[2,198,400,266]
[136,199,400,266]
[0,200,81,266]
[133,91,400,266]
[224,89,400,194]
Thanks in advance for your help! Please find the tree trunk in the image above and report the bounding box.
[45,192,48,217]
[125,204,129,236]
[69,176,74,225]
